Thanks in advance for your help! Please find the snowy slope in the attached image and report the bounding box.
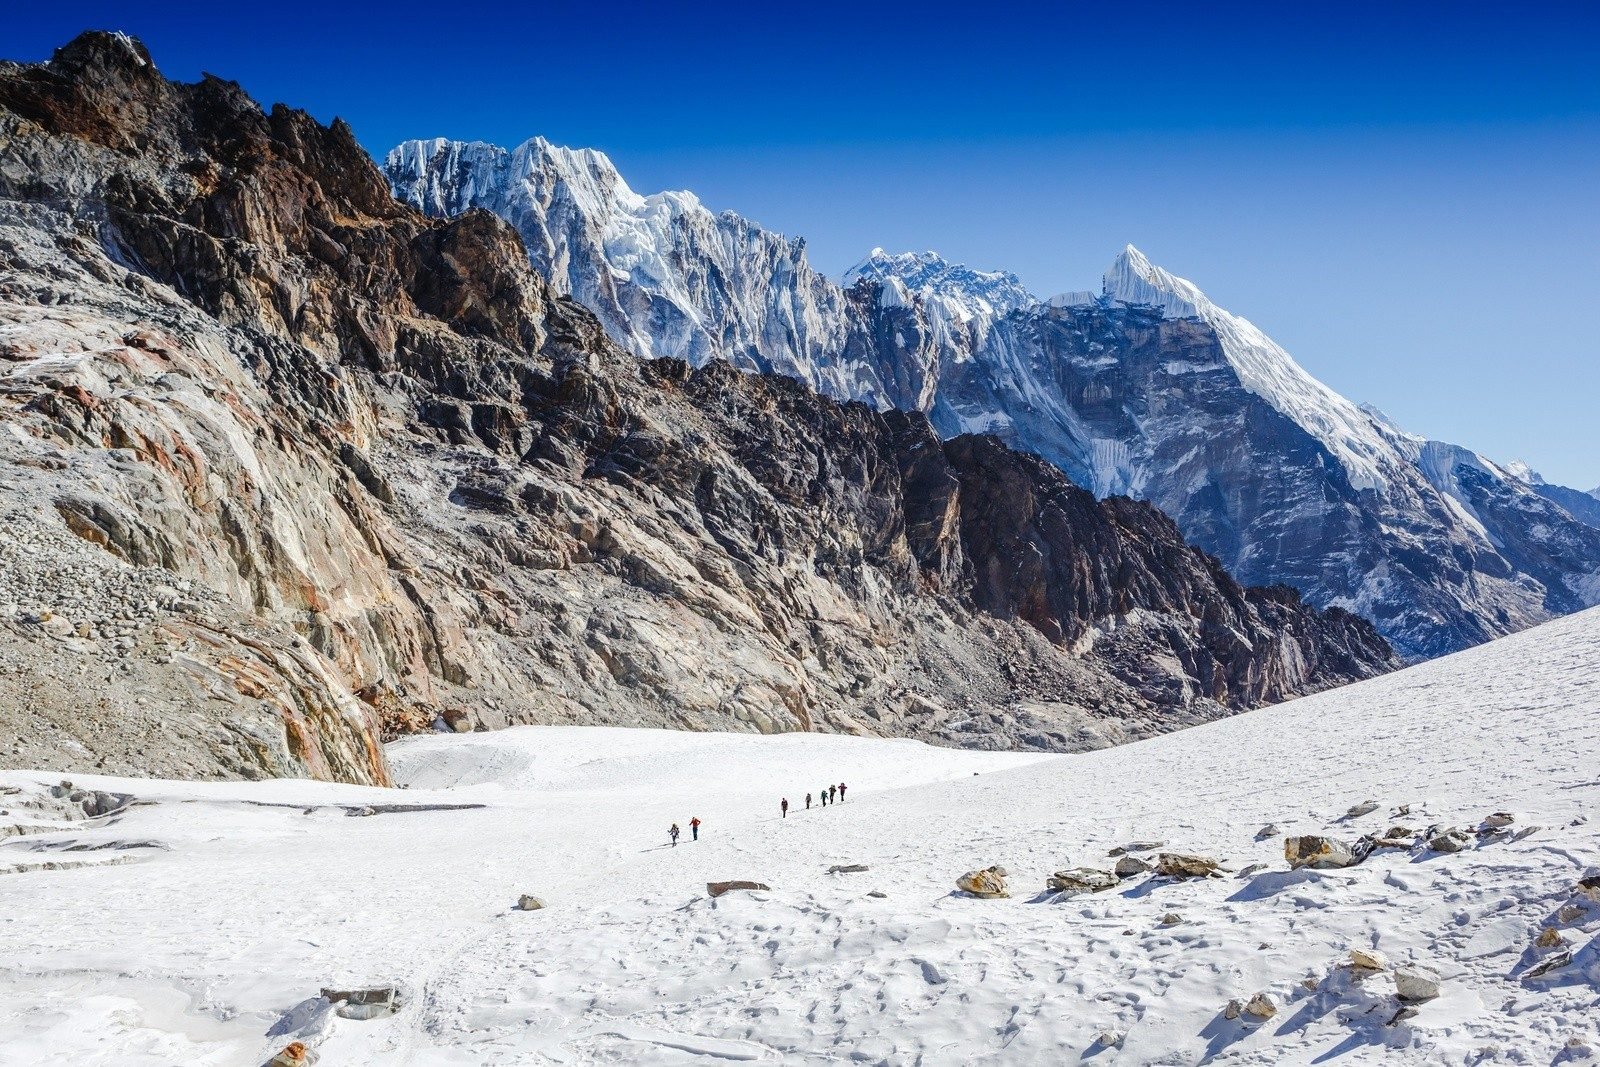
[4,608,1599,1064]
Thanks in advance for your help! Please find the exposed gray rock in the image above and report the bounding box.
[1285,835,1368,870]
[516,895,546,911]
[321,986,401,1020]
[1156,853,1221,879]
[956,867,1009,899]
[1115,855,1155,878]
[707,881,769,898]
[1046,868,1119,894]
[1393,965,1441,1002]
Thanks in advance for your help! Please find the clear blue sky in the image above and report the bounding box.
[10,2,1600,487]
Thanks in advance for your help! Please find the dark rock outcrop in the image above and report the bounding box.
[0,34,1395,780]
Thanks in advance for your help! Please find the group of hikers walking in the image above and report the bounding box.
[667,781,850,845]
[781,782,846,817]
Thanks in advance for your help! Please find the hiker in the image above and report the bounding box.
[781,798,789,818]
[690,816,701,841]
[827,784,837,805]
[838,782,847,802]
[805,792,813,810]
[820,786,828,807]
[669,823,680,847]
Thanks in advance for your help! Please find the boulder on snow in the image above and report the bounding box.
[1156,852,1221,879]
[1558,903,1586,924]
[516,895,546,911]
[1115,855,1154,878]
[1046,867,1118,894]
[1159,913,1184,927]
[1349,948,1388,972]
[1522,949,1574,981]
[1482,811,1515,829]
[1393,965,1440,1002]
[1576,875,1600,903]
[1244,993,1278,1020]
[321,986,400,1020]
[268,1043,309,1067]
[707,880,770,898]
[1535,927,1566,949]
[1254,824,1279,840]
[828,864,869,874]
[1346,800,1380,818]
[440,707,473,733]
[1426,828,1471,853]
[1223,998,1244,1020]
[956,867,1010,898]
[1285,835,1366,870]
[1107,840,1165,856]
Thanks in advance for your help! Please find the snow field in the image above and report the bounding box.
[2,608,1598,1064]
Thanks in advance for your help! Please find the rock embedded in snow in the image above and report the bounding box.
[1427,828,1472,853]
[1346,800,1380,818]
[1285,835,1367,870]
[1244,993,1279,1020]
[956,867,1010,899]
[1534,927,1565,949]
[1224,999,1244,1020]
[1159,913,1185,927]
[322,986,401,1020]
[1255,824,1280,840]
[1349,949,1388,972]
[1575,875,1600,903]
[1393,966,1441,1003]
[1156,852,1222,879]
[1107,840,1165,856]
[1046,868,1119,894]
[1115,855,1155,878]
[516,895,546,911]
[706,881,770,898]
[268,1043,309,1067]
[827,864,869,874]
[1522,950,1574,981]
[1482,812,1515,829]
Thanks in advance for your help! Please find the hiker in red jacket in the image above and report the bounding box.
[781,798,789,818]
[690,816,701,841]
[838,782,847,802]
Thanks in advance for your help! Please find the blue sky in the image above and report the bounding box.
[10,2,1600,487]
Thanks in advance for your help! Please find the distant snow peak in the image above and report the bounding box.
[844,248,1036,319]
[1504,460,1543,485]
[1101,245,1394,494]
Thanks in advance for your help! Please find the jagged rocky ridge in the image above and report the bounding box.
[389,140,1600,660]
[0,34,1394,782]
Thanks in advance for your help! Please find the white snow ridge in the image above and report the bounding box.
[3,607,1599,1064]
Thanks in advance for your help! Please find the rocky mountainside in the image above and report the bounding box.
[0,34,1394,782]
[388,140,1600,659]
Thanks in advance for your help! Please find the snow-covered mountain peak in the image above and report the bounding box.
[844,248,1036,320]
[1504,460,1544,485]
[1102,247,1395,493]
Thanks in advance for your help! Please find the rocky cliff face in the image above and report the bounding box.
[0,34,1394,781]
[388,140,1600,660]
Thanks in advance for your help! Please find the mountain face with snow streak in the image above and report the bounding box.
[386,138,1600,660]
[385,138,944,413]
